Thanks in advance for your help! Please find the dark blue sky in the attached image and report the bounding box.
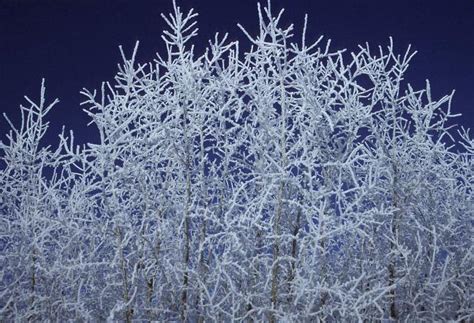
[1,0,473,145]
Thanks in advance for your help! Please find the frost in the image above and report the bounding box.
[0,1,472,321]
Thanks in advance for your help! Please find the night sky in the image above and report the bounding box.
[1,0,473,147]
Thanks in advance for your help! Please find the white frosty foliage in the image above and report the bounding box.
[0,1,472,321]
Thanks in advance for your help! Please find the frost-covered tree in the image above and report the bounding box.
[1,1,472,321]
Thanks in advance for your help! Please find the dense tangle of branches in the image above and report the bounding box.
[1,1,472,321]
